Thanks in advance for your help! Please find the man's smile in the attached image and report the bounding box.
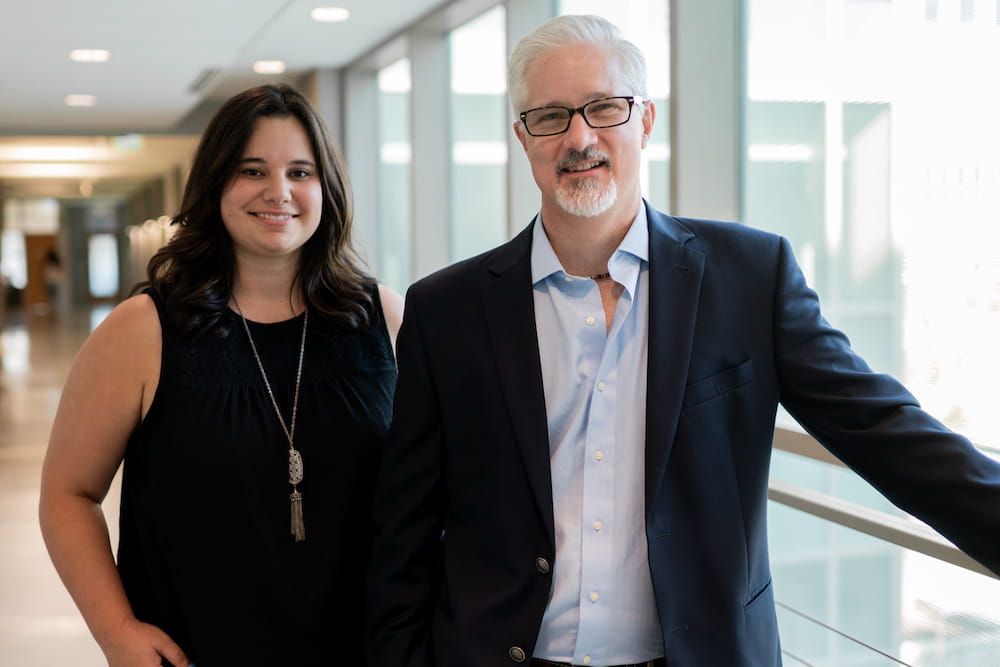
[562,160,606,173]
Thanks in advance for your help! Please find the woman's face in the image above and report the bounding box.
[220,115,323,265]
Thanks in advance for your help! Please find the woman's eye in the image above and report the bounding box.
[240,168,264,177]
[290,169,312,179]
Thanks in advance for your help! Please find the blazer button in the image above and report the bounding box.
[509,646,527,662]
[535,556,551,574]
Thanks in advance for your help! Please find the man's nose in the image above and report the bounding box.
[563,110,598,149]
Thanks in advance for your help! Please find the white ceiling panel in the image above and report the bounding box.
[0,0,449,199]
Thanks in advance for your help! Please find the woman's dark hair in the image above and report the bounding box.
[133,83,371,336]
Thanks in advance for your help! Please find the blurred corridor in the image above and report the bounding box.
[0,305,113,665]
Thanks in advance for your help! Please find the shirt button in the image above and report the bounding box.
[535,557,551,574]
[585,315,596,326]
[563,276,573,283]
[594,450,605,461]
[592,520,602,531]
[590,591,600,602]
[583,658,592,665]
[596,381,606,391]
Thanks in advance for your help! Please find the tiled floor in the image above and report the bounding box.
[1,305,114,666]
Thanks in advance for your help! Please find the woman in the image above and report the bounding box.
[39,84,402,666]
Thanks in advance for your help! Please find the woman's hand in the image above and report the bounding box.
[102,617,192,667]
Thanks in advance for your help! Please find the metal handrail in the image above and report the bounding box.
[770,426,997,579]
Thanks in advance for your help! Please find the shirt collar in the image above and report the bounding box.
[531,202,649,288]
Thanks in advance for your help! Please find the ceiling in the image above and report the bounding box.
[0,0,448,202]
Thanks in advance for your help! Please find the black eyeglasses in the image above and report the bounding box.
[518,96,646,137]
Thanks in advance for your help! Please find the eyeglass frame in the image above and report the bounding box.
[517,95,647,137]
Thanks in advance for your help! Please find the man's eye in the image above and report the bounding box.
[537,110,567,121]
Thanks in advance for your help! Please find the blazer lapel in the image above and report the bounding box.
[481,221,555,546]
[644,205,705,514]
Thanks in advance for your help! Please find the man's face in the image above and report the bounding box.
[514,43,654,221]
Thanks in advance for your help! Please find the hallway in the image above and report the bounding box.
[1,306,112,665]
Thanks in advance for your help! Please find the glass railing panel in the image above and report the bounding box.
[770,500,1000,665]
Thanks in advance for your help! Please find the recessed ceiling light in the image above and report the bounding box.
[70,49,111,63]
[65,94,97,107]
[253,60,287,74]
[310,7,350,22]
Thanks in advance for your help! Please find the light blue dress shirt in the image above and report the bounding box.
[531,207,664,665]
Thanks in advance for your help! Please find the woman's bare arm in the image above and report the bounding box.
[39,294,190,667]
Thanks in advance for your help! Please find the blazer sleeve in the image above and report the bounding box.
[367,284,444,667]
[772,236,1000,573]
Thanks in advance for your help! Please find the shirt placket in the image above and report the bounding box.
[574,285,633,664]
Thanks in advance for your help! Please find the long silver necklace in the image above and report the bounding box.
[233,297,308,542]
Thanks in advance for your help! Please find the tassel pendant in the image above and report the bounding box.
[289,449,305,542]
[236,302,310,544]
[290,487,305,542]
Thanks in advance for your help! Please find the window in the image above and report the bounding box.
[87,233,119,299]
[747,0,1000,662]
[1,229,27,291]
[747,0,1000,450]
[377,58,412,292]
[558,0,670,210]
[448,5,508,261]
[1,198,59,290]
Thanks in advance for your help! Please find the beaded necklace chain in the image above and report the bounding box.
[234,298,308,542]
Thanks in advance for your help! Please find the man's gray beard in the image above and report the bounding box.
[555,176,618,218]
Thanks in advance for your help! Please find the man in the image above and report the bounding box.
[367,14,1000,667]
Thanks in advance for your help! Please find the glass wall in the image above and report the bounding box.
[746,0,1000,449]
[448,5,508,262]
[747,0,1000,662]
[377,58,413,293]
[559,0,670,211]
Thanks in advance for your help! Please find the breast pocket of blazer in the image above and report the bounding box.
[682,358,755,410]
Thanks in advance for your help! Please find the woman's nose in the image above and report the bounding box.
[263,175,291,203]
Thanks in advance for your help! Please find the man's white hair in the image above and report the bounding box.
[507,14,648,115]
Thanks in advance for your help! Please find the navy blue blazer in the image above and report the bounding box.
[367,202,1000,666]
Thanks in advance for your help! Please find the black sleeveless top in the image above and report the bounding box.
[117,286,396,665]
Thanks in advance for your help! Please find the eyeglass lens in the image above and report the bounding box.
[524,97,633,136]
